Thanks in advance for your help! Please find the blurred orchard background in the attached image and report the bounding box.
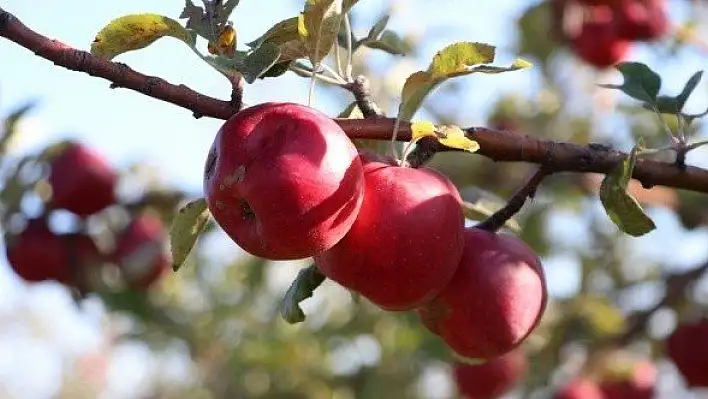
[1,0,708,398]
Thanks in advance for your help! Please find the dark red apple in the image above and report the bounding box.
[204,102,365,260]
[577,0,618,5]
[418,228,547,359]
[570,19,631,68]
[453,349,527,399]
[599,360,656,399]
[6,218,102,286]
[554,378,604,399]
[48,141,117,217]
[666,318,708,387]
[112,213,169,289]
[614,0,668,41]
[314,153,465,311]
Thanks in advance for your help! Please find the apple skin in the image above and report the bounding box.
[554,378,604,399]
[453,349,527,399]
[314,153,465,311]
[6,219,101,286]
[418,228,547,359]
[112,213,169,289]
[48,141,117,217]
[614,0,668,41]
[570,19,631,69]
[599,361,656,399]
[204,102,365,260]
[666,318,708,387]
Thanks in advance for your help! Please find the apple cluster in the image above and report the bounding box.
[204,102,548,365]
[557,0,669,68]
[4,141,170,292]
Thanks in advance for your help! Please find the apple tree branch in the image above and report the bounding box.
[2,6,708,195]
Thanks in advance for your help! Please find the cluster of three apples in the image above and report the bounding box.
[6,141,168,290]
[204,102,547,361]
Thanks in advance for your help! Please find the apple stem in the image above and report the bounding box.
[308,72,317,107]
[389,116,402,160]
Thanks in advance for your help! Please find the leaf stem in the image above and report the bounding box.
[344,14,353,82]
[308,73,316,107]
[289,65,346,86]
[390,115,402,161]
[318,62,347,83]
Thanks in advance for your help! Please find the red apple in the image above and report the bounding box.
[577,0,618,5]
[599,360,656,399]
[6,218,102,286]
[554,378,604,399]
[666,318,708,387]
[314,153,465,311]
[570,19,631,68]
[204,102,365,260]
[614,0,668,41]
[112,213,169,289]
[418,228,547,359]
[453,349,527,399]
[48,141,117,217]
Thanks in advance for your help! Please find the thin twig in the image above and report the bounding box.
[476,167,550,232]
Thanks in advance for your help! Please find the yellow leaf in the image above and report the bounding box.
[410,120,437,141]
[91,14,194,60]
[297,13,308,38]
[429,42,495,80]
[512,58,533,69]
[208,25,237,58]
[437,125,479,152]
[301,0,344,65]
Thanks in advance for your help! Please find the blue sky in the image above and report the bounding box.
[1,0,708,397]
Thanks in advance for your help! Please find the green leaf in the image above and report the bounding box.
[180,0,207,34]
[259,60,293,79]
[429,42,495,80]
[0,101,36,155]
[246,17,308,61]
[246,17,300,48]
[367,14,390,40]
[218,0,241,25]
[398,42,531,121]
[343,0,359,12]
[170,198,211,272]
[242,43,281,83]
[399,71,437,121]
[90,14,195,60]
[650,71,703,114]
[202,51,248,80]
[598,62,661,105]
[599,147,656,237]
[301,0,344,66]
[281,265,326,324]
[364,31,409,55]
[180,0,240,41]
[683,106,708,126]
